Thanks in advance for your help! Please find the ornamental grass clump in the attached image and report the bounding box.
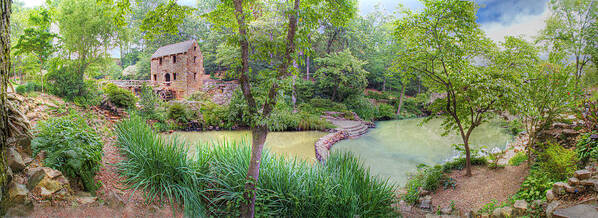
[114,114,397,217]
[32,112,103,192]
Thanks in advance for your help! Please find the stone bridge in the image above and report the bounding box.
[106,80,176,99]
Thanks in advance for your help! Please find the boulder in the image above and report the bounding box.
[8,181,29,204]
[513,200,528,215]
[568,177,580,186]
[546,201,561,218]
[492,208,502,218]
[27,167,69,195]
[7,134,32,154]
[419,199,432,210]
[440,206,452,215]
[553,182,567,196]
[574,170,591,180]
[76,196,97,205]
[552,204,598,218]
[7,147,26,172]
[500,207,513,217]
[546,190,556,201]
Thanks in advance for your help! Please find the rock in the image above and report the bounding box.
[500,207,513,217]
[513,200,528,215]
[492,208,502,218]
[38,187,53,199]
[418,187,430,196]
[574,170,591,180]
[76,196,97,205]
[568,177,580,186]
[564,183,577,193]
[553,182,567,196]
[7,147,26,172]
[419,199,432,210]
[27,167,69,195]
[580,179,598,191]
[440,206,452,215]
[547,190,556,201]
[546,201,561,218]
[552,204,598,218]
[7,134,32,154]
[8,181,29,204]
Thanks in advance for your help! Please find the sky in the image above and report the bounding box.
[19,0,551,44]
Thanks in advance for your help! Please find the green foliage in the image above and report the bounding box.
[403,165,448,204]
[200,101,234,129]
[138,84,162,120]
[31,112,103,192]
[344,96,377,121]
[537,143,578,181]
[15,81,42,94]
[315,50,369,102]
[45,60,102,107]
[478,199,511,215]
[506,119,525,135]
[576,132,598,164]
[115,115,397,217]
[376,103,395,120]
[104,83,137,108]
[509,152,528,166]
[167,103,192,123]
[513,169,554,202]
[441,157,488,172]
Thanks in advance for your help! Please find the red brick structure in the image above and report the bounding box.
[150,40,204,99]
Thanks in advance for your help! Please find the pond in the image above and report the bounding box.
[169,130,328,162]
[332,118,512,186]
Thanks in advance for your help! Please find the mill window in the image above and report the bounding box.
[193,56,197,63]
[153,74,157,81]
[159,58,162,65]
[173,73,177,80]
[173,55,177,63]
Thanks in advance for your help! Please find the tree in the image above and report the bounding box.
[508,37,580,159]
[55,0,116,74]
[539,0,597,85]
[394,0,513,176]
[13,8,56,93]
[314,50,368,102]
[0,0,11,212]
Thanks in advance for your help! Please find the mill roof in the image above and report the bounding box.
[151,40,196,58]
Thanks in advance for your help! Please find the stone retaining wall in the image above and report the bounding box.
[314,130,348,162]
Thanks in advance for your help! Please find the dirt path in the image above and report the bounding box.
[430,164,529,214]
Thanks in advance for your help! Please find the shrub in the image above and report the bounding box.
[45,60,88,101]
[104,83,137,108]
[576,132,598,164]
[115,115,398,217]
[376,103,395,120]
[344,96,377,121]
[306,97,348,113]
[507,119,524,135]
[15,81,42,94]
[31,112,103,192]
[167,103,192,124]
[138,84,162,119]
[509,152,528,166]
[478,199,511,215]
[442,157,488,172]
[537,143,577,181]
[403,165,448,204]
[513,169,553,202]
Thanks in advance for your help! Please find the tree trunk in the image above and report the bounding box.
[241,126,268,217]
[292,59,298,111]
[306,54,310,80]
[0,0,12,212]
[39,58,43,93]
[464,138,472,176]
[382,77,386,92]
[396,84,405,115]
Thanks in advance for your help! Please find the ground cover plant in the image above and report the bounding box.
[31,111,103,192]
[114,114,397,217]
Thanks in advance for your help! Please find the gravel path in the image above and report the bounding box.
[430,164,529,214]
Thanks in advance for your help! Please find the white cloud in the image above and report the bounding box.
[480,5,551,43]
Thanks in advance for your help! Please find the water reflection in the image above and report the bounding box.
[332,118,512,185]
[169,130,328,162]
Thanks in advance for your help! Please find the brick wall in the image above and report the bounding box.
[150,41,205,99]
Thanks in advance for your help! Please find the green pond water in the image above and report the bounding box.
[332,118,512,186]
[169,130,328,162]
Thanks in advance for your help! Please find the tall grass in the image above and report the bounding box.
[114,114,397,217]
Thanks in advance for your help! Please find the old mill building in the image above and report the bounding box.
[150,39,204,99]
